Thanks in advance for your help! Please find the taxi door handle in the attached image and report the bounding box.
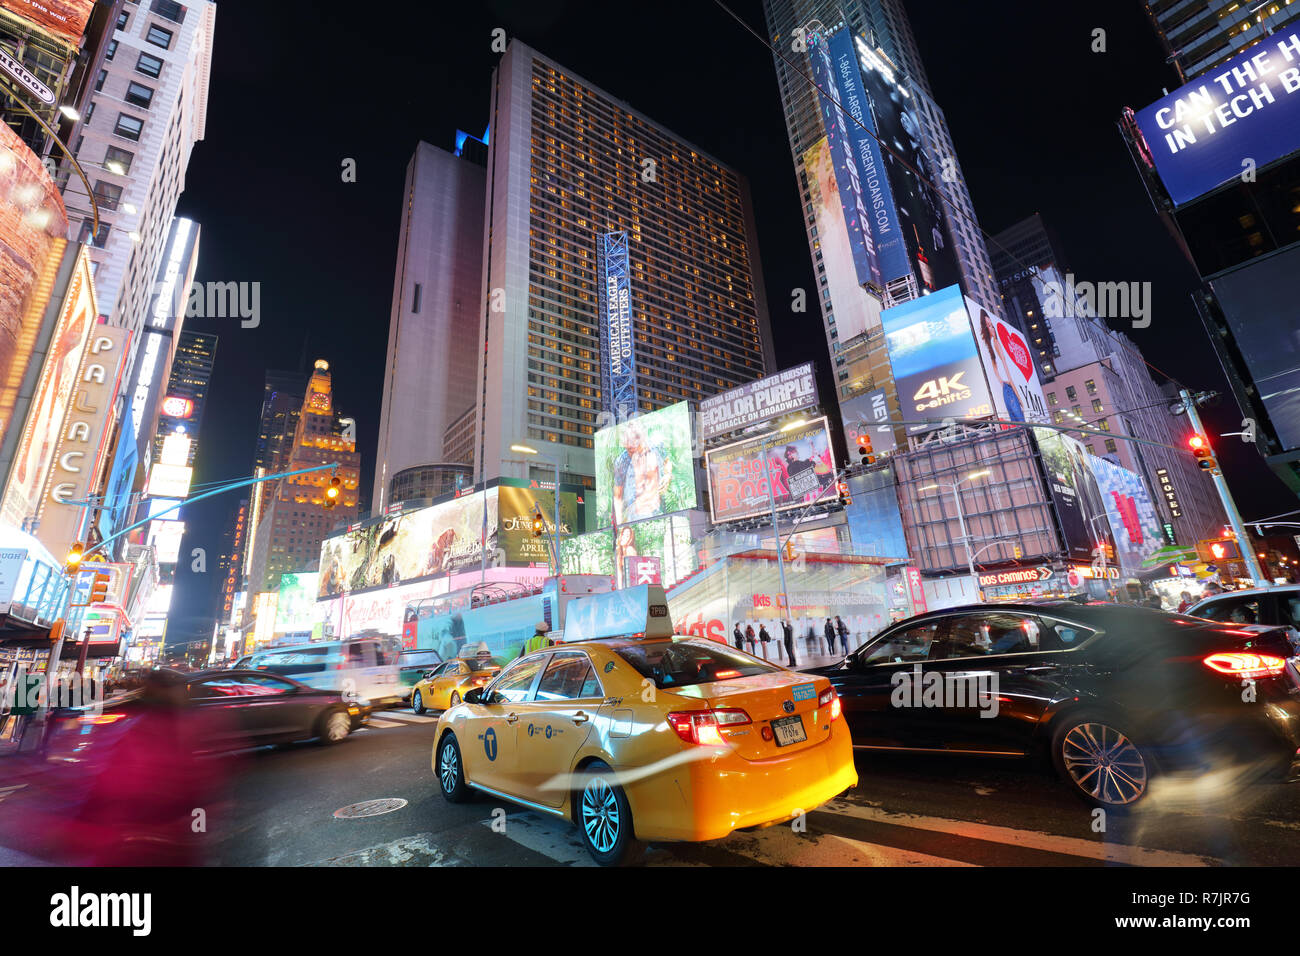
[572,711,589,724]
[505,713,519,724]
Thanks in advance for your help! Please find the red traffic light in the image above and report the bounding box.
[856,432,876,464]
[89,572,110,604]
[1210,542,1226,560]
[1188,434,1215,471]
[532,511,545,537]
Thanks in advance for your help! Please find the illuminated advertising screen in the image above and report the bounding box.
[0,0,94,46]
[147,463,193,498]
[318,489,499,598]
[801,136,886,343]
[1033,428,1113,561]
[705,417,836,523]
[808,29,879,289]
[839,388,899,457]
[274,572,319,634]
[699,363,819,441]
[561,515,697,588]
[593,401,696,528]
[159,433,192,466]
[146,519,185,565]
[1134,28,1300,205]
[881,284,993,433]
[498,484,579,566]
[965,296,1049,424]
[160,395,194,419]
[1086,456,1163,572]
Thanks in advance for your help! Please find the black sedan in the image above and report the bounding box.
[46,669,366,760]
[808,601,1300,807]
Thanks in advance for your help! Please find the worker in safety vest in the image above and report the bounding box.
[521,621,553,657]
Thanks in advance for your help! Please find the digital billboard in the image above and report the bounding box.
[1033,428,1113,561]
[146,463,194,499]
[598,231,637,419]
[146,519,184,565]
[318,489,499,598]
[839,387,899,457]
[845,468,908,560]
[705,417,835,523]
[1086,456,1163,572]
[498,483,579,566]
[0,0,94,46]
[965,296,1049,424]
[802,136,886,343]
[593,401,696,528]
[699,362,819,440]
[881,284,993,433]
[1134,29,1300,206]
[274,572,319,635]
[808,30,879,289]
[560,514,697,589]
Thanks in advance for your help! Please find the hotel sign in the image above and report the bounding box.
[1154,468,1182,519]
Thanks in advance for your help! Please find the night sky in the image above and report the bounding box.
[164,0,1297,647]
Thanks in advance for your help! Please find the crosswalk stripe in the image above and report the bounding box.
[365,718,402,729]
[824,803,1221,866]
[375,711,438,724]
[480,812,593,866]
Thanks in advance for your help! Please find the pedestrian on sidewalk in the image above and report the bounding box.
[782,619,796,667]
[835,616,849,656]
[745,623,756,655]
[823,618,836,656]
[805,622,817,658]
[732,622,745,651]
[758,623,772,660]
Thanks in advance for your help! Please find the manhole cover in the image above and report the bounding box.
[333,798,408,820]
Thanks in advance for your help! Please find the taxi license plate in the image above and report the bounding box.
[771,714,806,747]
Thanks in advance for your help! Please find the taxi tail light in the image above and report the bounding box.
[665,708,751,746]
[1202,652,1286,681]
[818,687,842,721]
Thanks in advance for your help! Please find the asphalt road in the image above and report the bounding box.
[3,703,1296,867]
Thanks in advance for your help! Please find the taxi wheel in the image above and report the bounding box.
[575,761,641,866]
[449,691,462,706]
[438,734,470,803]
[412,690,426,715]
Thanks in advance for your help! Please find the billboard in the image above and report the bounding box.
[498,484,579,566]
[0,0,94,46]
[598,231,637,419]
[146,462,193,499]
[808,30,879,289]
[802,136,886,343]
[318,489,499,599]
[965,296,1049,424]
[1086,456,1163,572]
[705,417,835,523]
[593,401,696,528]
[1033,428,1113,561]
[839,387,899,456]
[274,572,319,635]
[856,40,961,293]
[1,249,95,529]
[881,284,994,433]
[1134,29,1300,205]
[146,519,184,565]
[560,514,697,589]
[699,362,819,440]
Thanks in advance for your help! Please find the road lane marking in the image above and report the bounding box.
[375,711,438,724]
[480,811,594,866]
[365,718,402,729]
[827,803,1222,866]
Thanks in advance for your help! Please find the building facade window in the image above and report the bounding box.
[135,52,163,77]
[114,113,144,140]
[125,81,154,108]
[103,145,134,174]
[146,24,174,48]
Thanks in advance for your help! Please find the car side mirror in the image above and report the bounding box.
[462,688,484,704]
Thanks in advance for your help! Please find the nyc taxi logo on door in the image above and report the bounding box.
[481,728,497,761]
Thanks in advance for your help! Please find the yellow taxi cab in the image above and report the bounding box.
[431,585,857,865]
[411,655,501,713]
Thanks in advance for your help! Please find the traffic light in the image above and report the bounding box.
[837,480,851,506]
[324,475,342,509]
[1210,541,1227,560]
[856,432,875,465]
[1012,544,1022,559]
[1188,434,1216,472]
[64,542,84,576]
[532,509,545,537]
[88,572,110,604]
[783,540,796,562]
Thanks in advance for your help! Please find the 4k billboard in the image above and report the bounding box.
[881,284,993,433]
[705,417,836,523]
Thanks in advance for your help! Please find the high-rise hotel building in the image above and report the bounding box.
[1144,0,1300,82]
[472,40,775,485]
[761,0,999,407]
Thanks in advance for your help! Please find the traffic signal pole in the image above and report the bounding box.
[1180,389,1268,586]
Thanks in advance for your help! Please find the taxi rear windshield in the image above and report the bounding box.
[614,639,777,689]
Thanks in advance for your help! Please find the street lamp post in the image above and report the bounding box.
[918,470,991,581]
[510,444,562,577]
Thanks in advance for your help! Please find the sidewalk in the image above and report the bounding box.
[745,639,859,671]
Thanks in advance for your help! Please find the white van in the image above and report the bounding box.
[251,638,403,706]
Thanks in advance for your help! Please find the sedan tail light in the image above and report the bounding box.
[1203,652,1287,680]
[665,708,751,746]
[818,687,842,721]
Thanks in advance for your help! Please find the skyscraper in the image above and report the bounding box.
[1144,0,1300,81]
[151,328,216,468]
[473,40,775,485]
[62,0,215,390]
[246,360,359,593]
[372,139,485,512]
[254,369,305,477]
[761,0,1000,407]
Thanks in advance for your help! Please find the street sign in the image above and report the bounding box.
[1036,566,1052,580]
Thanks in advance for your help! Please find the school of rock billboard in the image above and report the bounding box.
[705,417,836,523]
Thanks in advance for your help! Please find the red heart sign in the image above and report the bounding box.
[997,321,1034,383]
